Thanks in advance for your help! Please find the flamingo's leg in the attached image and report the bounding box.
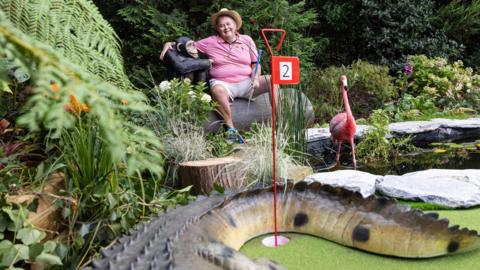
[350,137,356,170]
[335,141,342,162]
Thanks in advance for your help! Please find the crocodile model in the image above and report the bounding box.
[90,181,480,270]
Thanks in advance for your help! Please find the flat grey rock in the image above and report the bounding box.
[376,169,480,208]
[305,170,379,198]
[307,118,480,155]
[307,125,369,141]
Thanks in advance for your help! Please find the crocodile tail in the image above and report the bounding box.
[218,181,480,258]
[285,181,480,258]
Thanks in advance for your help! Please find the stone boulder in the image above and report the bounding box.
[304,170,379,198]
[375,169,480,208]
[204,91,314,133]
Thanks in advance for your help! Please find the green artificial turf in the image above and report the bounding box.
[240,208,480,270]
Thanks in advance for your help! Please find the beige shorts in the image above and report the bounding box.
[209,78,254,101]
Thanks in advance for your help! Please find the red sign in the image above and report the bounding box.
[271,56,300,85]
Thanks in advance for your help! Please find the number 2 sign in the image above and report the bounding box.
[271,56,300,85]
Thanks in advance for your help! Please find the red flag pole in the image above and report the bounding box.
[261,29,286,247]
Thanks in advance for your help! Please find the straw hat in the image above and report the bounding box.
[211,8,242,30]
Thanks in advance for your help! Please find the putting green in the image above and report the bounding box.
[240,208,480,270]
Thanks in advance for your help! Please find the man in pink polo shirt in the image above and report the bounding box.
[160,8,273,143]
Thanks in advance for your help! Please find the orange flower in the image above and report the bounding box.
[81,104,90,113]
[121,99,129,105]
[50,82,60,92]
[65,95,89,116]
[70,95,80,110]
[0,118,9,129]
[65,103,74,114]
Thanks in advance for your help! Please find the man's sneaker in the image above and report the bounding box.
[226,128,245,144]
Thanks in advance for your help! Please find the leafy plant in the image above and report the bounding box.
[276,86,310,163]
[238,123,301,187]
[392,55,480,119]
[1,0,132,90]
[358,0,462,72]
[0,6,164,178]
[306,60,397,123]
[147,79,215,135]
[356,109,416,163]
[434,0,480,71]
[0,198,63,269]
[384,94,439,121]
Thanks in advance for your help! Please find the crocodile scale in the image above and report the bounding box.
[89,181,480,270]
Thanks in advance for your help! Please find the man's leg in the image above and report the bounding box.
[210,84,234,128]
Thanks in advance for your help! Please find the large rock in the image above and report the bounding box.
[388,118,480,145]
[204,91,314,133]
[376,169,480,208]
[307,118,480,156]
[304,170,379,198]
[306,125,369,157]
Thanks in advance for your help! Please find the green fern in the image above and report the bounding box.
[0,9,163,177]
[0,0,130,90]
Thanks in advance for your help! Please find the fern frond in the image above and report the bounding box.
[0,11,164,177]
[1,0,131,90]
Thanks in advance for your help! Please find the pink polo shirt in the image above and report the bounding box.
[195,34,258,83]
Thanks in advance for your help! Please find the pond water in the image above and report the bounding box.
[312,140,480,175]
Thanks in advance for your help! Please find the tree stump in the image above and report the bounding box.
[178,157,245,194]
[6,173,76,239]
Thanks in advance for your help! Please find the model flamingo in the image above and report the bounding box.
[329,75,357,169]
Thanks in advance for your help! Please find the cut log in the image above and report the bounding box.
[178,157,245,194]
[6,173,75,239]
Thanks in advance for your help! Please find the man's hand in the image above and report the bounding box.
[159,42,174,61]
[252,77,260,90]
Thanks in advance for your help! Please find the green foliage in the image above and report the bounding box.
[145,79,226,184]
[62,116,114,191]
[305,0,362,66]
[359,0,462,72]
[391,55,480,121]
[384,94,438,121]
[356,109,416,163]
[107,1,195,85]
[434,0,480,71]
[307,0,462,71]
[147,79,215,134]
[276,87,310,162]
[1,0,131,90]
[306,60,397,123]
[239,123,301,187]
[0,7,164,178]
[0,198,63,269]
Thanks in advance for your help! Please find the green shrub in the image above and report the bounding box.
[306,60,397,123]
[434,0,480,71]
[397,55,480,112]
[307,0,462,72]
[146,79,215,136]
[356,109,416,163]
[359,0,462,72]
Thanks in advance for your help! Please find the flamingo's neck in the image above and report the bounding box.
[341,88,353,118]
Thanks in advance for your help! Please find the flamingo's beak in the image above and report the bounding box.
[342,79,348,91]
